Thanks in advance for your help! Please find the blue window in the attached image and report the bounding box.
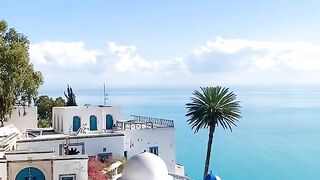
[106,114,113,130]
[149,146,159,155]
[73,116,81,132]
[89,115,97,131]
[16,167,45,180]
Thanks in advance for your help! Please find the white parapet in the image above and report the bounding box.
[4,106,38,131]
[52,106,121,134]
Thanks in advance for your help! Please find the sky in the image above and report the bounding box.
[2,0,320,90]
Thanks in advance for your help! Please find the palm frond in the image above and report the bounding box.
[186,86,241,133]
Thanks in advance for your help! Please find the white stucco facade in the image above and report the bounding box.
[0,105,180,180]
[120,128,176,173]
[0,162,7,180]
[53,157,88,180]
[2,150,88,180]
[4,106,37,131]
[52,106,121,134]
[16,133,125,158]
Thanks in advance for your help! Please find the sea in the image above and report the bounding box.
[42,87,320,180]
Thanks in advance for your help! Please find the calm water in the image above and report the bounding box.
[43,87,320,180]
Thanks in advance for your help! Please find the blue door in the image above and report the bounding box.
[90,115,97,131]
[16,167,45,180]
[106,114,113,130]
[73,116,81,132]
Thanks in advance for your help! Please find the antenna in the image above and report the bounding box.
[104,83,108,106]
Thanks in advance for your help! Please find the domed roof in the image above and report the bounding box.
[205,172,221,180]
[119,152,171,180]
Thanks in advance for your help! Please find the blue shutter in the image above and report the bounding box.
[73,116,81,132]
[90,115,97,131]
[106,114,113,130]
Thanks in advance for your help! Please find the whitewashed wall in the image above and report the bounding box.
[4,106,37,131]
[0,162,7,179]
[16,134,125,158]
[81,135,124,158]
[53,157,88,180]
[120,128,176,173]
[2,154,88,180]
[52,106,121,134]
[5,151,54,180]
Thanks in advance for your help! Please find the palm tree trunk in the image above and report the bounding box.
[203,125,215,179]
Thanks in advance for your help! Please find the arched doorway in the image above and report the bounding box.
[73,116,81,132]
[90,115,97,131]
[16,167,45,180]
[106,114,113,130]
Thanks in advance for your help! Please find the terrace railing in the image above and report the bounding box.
[131,115,174,127]
[168,173,192,180]
[116,115,174,130]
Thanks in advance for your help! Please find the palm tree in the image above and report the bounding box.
[186,86,241,179]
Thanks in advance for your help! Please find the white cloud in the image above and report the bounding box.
[29,41,188,89]
[30,41,100,68]
[30,41,186,74]
[29,37,320,89]
[192,37,320,71]
[106,42,187,73]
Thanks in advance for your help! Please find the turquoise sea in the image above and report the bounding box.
[43,87,320,180]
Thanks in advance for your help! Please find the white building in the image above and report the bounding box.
[3,106,38,130]
[0,105,184,180]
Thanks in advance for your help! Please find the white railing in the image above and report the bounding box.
[0,132,19,152]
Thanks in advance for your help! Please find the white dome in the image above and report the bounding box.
[119,152,171,180]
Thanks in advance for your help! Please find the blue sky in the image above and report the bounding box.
[2,1,320,90]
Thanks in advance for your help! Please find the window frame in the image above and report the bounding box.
[59,174,76,180]
[149,146,159,155]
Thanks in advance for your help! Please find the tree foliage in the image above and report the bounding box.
[0,20,43,126]
[34,95,65,127]
[55,96,66,107]
[186,86,241,178]
[64,85,77,106]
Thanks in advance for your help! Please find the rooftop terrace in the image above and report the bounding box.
[116,115,174,130]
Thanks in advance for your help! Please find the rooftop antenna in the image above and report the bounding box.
[104,83,108,106]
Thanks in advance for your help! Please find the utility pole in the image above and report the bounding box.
[104,83,108,106]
